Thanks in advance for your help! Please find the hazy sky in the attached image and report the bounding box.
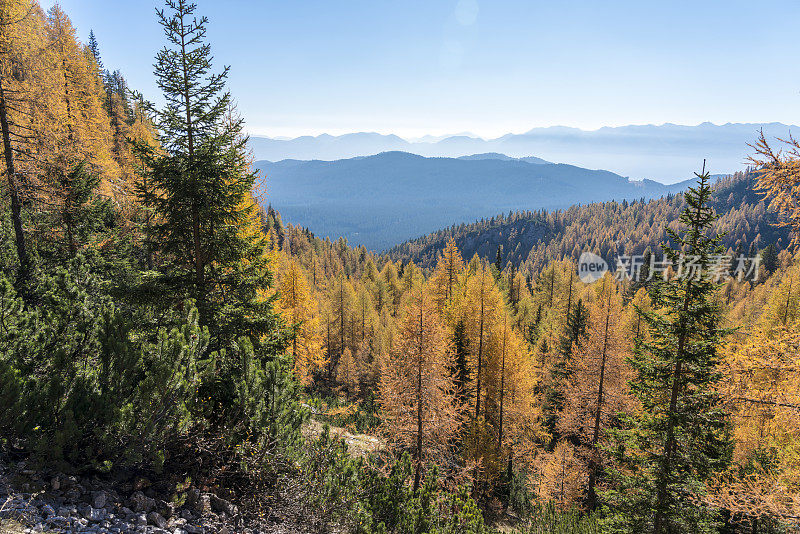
[48,0,800,139]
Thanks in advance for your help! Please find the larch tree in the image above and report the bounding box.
[758,263,800,330]
[484,312,539,479]
[378,284,461,491]
[44,5,119,255]
[430,237,465,313]
[276,258,324,386]
[559,275,631,510]
[336,347,359,401]
[328,273,354,365]
[710,326,800,527]
[749,130,800,245]
[534,440,587,509]
[0,0,44,281]
[463,263,504,419]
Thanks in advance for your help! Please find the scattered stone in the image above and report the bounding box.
[130,490,156,513]
[147,511,167,529]
[92,489,108,509]
[209,494,238,517]
[82,506,106,522]
[0,459,284,533]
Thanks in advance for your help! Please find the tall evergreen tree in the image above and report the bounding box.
[137,0,277,348]
[604,167,732,533]
[452,319,471,411]
[87,29,102,70]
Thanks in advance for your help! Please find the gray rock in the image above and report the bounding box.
[130,491,156,513]
[209,494,237,517]
[135,513,148,526]
[157,499,174,519]
[93,490,108,509]
[83,506,107,522]
[147,511,167,529]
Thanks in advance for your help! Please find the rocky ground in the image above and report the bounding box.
[0,459,304,533]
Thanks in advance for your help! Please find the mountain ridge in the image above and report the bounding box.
[255,151,697,251]
[248,122,795,184]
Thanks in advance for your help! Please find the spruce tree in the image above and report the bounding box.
[138,0,277,348]
[761,243,778,275]
[558,298,588,361]
[452,319,471,410]
[87,29,102,70]
[604,167,732,533]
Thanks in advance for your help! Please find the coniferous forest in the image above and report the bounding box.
[1,1,800,533]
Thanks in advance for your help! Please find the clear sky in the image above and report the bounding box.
[47,0,800,139]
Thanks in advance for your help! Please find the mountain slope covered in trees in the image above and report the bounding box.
[388,171,786,275]
[255,151,694,250]
[4,1,800,533]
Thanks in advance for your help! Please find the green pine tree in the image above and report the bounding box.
[558,298,589,361]
[137,0,278,349]
[603,166,732,534]
[452,318,471,411]
[761,243,779,274]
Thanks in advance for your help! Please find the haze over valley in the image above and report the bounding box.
[249,121,796,185]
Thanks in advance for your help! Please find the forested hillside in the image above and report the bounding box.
[254,151,693,250]
[2,1,800,534]
[389,171,787,275]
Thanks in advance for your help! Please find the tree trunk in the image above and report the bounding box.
[653,280,692,533]
[414,301,424,492]
[784,276,793,325]
[178,4,203,310]
[498,318,507,453]
[476,280,485,419]
[0,75,29,281]
[587,282,612,510]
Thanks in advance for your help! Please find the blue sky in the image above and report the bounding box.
[48,0,800,139]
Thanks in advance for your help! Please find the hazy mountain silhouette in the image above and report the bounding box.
[255,152,694,251]
[248,122,795,184]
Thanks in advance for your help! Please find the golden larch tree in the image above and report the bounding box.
[336,347,359,401]
[559,275,632,509]
[277,259,325,386]
[430,238,465,312]
[463,263,504,419]
[378,284,462,491]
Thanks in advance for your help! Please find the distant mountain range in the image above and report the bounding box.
[248,122,797,184]
[255,151,695,251]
